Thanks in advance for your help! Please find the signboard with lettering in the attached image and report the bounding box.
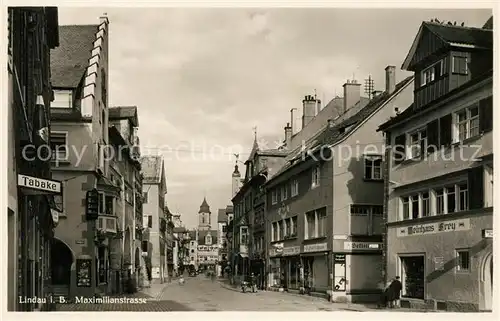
[434,257,445,271]
[283,246,300,256]
[482,229,493,238]
[18,174,62,194]
[198,244,218,264]
[303,243,328,253]
[343,242,382,251]
[333,254,346,291]
[76,258,92,287]
[396,218,471,237]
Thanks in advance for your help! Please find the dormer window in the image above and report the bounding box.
[421,60,443,86]
[452,56,468,75]
[52,90,73,108]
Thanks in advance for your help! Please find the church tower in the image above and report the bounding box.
[232,164,241,197]
[198,197,211,230]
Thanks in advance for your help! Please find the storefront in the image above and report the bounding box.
[387,215,493,311]
[331,239,383,302]
[300,242,329,292]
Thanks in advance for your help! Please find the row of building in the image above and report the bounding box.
[7,9,177,311]
[223,17,494,311]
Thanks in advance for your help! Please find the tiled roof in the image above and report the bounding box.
[140,155,163,184]
[217,209,227,222]
[50,25,98,88]
[267,76,414,184]
[197,229,218,246]
[173,226,186,233]
[109,106,139,127]
[425,21,493,48]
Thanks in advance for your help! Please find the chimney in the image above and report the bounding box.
[290,108,297,135]
[284,123,292,147]
[302,95,316,128]
[316,99,322,115]
[342,79,361,113]
[385,66,396,95]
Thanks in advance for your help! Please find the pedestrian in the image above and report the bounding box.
[387,276,403,308]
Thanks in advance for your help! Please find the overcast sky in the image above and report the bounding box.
[57,7,491,228]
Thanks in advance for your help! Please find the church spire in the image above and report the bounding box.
[199,197,210,214]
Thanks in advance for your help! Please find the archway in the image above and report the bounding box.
[480,251,493,311]
[51,238,73,286]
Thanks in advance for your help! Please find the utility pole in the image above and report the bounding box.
[364,75,375,100]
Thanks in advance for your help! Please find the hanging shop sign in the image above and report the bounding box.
[303,242,327,253]
[343,242,382,251]
[482,229,493,238]
[50,209,59,225]
[18,174,62,194]
[396,218,471,237]
[76,258,92,287]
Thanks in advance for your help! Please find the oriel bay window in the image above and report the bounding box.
[98,192,114,215]
[399,181,469,220]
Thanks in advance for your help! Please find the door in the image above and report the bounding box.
[482,254,493,311]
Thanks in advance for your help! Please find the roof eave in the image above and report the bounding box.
[401,23,425,71]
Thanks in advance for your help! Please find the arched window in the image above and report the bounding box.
[202,216,205,224]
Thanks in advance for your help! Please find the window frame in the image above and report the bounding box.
[281,185,288,201]
[363,154,383,180]
[291,179,299,197]
[50,131,69,161]
[420,60,443,86]
[456,249,470,273]
[406,128,427,160]
[51,89,73,108]
[451,56,468,75]
[271,190,277,205]
[453,104,480,143]
[311,165,321,188]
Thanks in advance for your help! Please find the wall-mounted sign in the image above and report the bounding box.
[482,229,493,238]
[283,246,300,256]
[434,257,445,271]
[50,209,59,225]
[343,242,382,251]
[75,239,86,245]
[198,245,218,252]
[18,174,62,194]
[303,243,327,253]
[333,254,346,291]
[76,258,92,287]
[396,218,471,237]
[333,235,348,240]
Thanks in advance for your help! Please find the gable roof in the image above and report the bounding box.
[197,229,218,246]
[109,106,139,127]
[266,76,414,186]
[140,155,163,184]
[50,25,99,88]
[402,21,493,70]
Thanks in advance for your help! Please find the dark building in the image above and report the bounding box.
[378,19,493,311]
[7,7,60,311]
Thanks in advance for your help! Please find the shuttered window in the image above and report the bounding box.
[479,96,493,133]
[439,114,452,147]
[468,166,484,210]
[426,119,440,154]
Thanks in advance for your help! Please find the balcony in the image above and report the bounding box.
[97,215,117,234]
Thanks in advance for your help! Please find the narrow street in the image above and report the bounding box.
[55,276,376,311]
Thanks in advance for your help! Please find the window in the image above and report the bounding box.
[350,205,383,216]
[454,105,479,142]
[271,190,277,205]
[272,222,278,241]
[364,155,382,180]
[402,197,410,220]
[421,192,430,217]
[142,192,148,203]
[240,227,248,245]
[291,179,299,197]
[411,195,419,219]
[446,185,456,214]
[317,208,327,237]
[456,250,470,272]
[291,216,297,236]
[458,183,468,212]
[311,165,321,188]
[52,90,73,108]
[305,211,315,239]
[304,208,327,239]
[281,186,288,201]
[101,68,107,107]
[205,236,212,245]
[147,215,153,228]
[50,132,68,160]
[98,193,114,215]
[407,129,426,159]
[284,219,290,236]
[278,221,284,240]
[435,188,444,215]
[452,56,468,74]
[421,60,443,86]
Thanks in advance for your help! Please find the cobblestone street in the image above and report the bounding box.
[56,276,380,311]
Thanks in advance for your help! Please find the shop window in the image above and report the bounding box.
[456,250,470,272]
[400,256,425,299]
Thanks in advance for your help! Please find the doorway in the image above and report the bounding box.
[399,255,425,299]
[481,252,493,311]
[50,239,73,298]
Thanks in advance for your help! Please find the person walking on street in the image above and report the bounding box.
[387,276,403,308]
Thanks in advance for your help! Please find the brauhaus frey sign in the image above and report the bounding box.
[397,218,471,237]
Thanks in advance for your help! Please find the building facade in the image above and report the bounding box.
[378,20,493,312]
[196,198,219,271]
[140,155,167,281]
[7,7,60,311]
[265,68,414,302]
[107,106,144,291]
[49,16,121,300]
